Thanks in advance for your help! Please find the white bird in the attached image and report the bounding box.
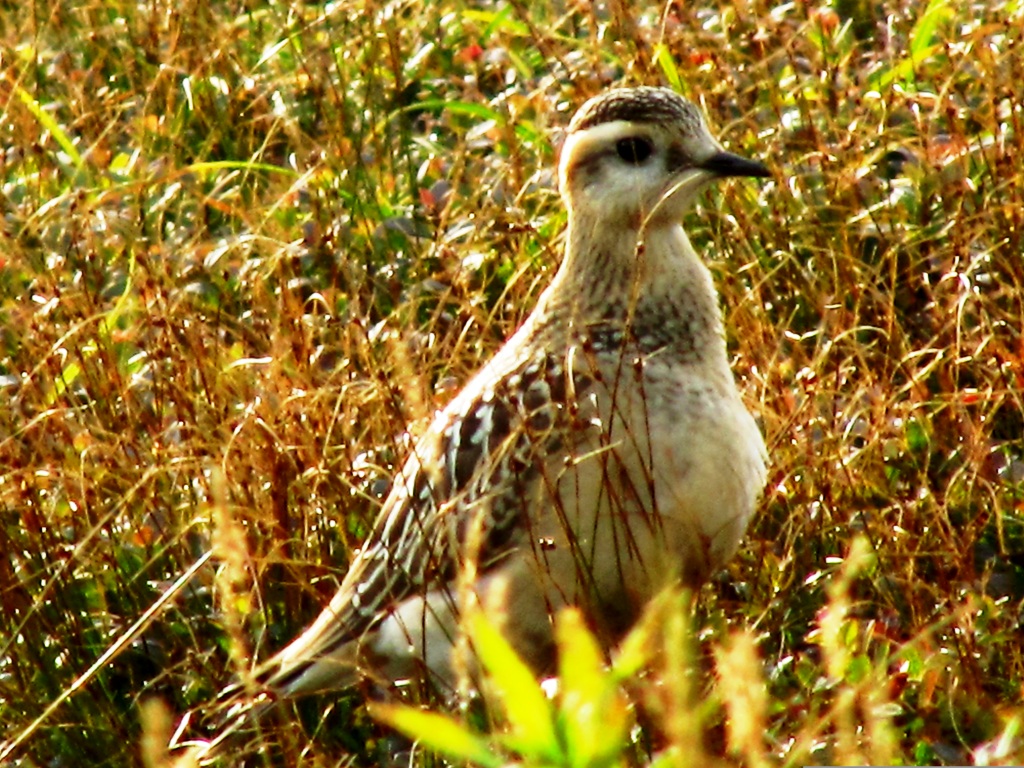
[197,85,769,752]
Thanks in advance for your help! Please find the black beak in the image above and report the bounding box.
[701,150,770,179]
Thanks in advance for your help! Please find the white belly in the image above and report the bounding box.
[365,360,767,691]
[532,364,767,615]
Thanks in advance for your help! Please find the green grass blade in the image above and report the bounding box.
[470,613,562,761]
[14,83,85,171]
[369,704,503,768]
[654,44,683,93]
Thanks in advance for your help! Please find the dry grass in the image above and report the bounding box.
[1,0,1022,766]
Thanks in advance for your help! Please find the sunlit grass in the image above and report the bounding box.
[1,0,1022,766]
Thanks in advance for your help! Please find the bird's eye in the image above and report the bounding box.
[616,137,654,164]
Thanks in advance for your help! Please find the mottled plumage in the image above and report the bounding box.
[190,85,771,756]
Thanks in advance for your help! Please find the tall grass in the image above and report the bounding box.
[1,0,1022,765]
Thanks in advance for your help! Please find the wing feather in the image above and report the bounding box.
[254,349,594,695]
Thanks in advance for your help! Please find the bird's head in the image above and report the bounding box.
[558,86,769,229]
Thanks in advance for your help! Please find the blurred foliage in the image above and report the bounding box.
[1,0,1022,766]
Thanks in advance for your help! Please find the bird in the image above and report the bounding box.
[191,85,770,754]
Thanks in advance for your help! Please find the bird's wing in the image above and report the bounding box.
[247,347,596,696]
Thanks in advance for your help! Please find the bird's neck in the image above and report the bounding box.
[528,213,729,367]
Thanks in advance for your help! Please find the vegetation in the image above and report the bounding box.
[1,0,1022,765]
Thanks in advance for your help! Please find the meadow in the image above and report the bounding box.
[1,0,1022,765]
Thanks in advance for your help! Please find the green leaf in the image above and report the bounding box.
[470,612,562,761]
[867,0,951,91]
[648,748,685,768]
[653,45,682,93]
[462,7,530,38]
[404,99,504,124]
[557,609,604,703]
[905,417,930,454]
[15,84,85,171]
[183,160,299,178]
[556,609,629,768]
[369,703,502,768]
[910,0,952,60]
[612,590,676,682]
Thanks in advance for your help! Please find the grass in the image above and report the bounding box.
[1,0,1023,765]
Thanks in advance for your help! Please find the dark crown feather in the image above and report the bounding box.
[568,86,702,133]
